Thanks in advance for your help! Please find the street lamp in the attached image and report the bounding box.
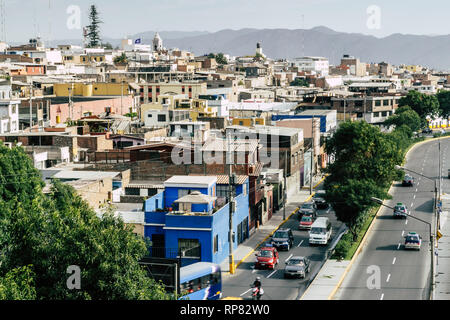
[395,165,438,212]
[370,197,435,299]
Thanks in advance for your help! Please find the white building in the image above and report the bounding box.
[0,81,19,134]
[292,56,329,76]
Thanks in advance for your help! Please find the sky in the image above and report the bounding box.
[4,0,450,43]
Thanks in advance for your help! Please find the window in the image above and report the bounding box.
[374,112,380,117]
[216,185,228,198]
[375,100,381,106]
[383,100,389,106]
[355,100,363,107]
[213,235,218,253]
[239,121,244,126]
[381,111,387,117]
[147,114,152,118]
[178,239,201,258]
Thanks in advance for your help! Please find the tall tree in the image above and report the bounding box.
[398,90,440,121]
[384,105,422,133]
[86,5,102,48]
[436,90,450,118]
[0,144,173,300]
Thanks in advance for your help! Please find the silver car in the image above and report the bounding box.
[283,256,311,279]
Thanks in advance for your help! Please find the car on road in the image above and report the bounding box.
[393,202,409,218]
[283,256,311,279]
[271,228,294,251]
[404,232,422,250]
[313,190,329,210]
[402,174,414,186]
[422,128,432,134]
[309,217,332,245]
[299,215,314,230]
[298,202,317,220]
[254,246,279,270]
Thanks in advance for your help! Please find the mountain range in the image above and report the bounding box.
[22,27,450,70]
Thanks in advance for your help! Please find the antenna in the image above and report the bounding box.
[0,0,5,43]
[48,0,52,48]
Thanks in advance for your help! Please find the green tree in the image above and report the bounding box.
[86,5,102,48]
[290,78,309,87]
[436,90,450,118]
[399,90,440,120]
[324,121,402,239]
[384,106,422,132]
[0,145,173,300]
[114,53,128,64]
[0,266,36,300]
[215,53,228,65]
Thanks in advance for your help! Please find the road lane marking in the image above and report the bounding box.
[267,270,277,278]
[252,269,257,274]
[240,288,252,296]
[405,220,408,225]
[392,257,396,265]
[397,243,401,250]
[402,230,404,236]
[413,194,416,199]
[386,274,391,283]
[411,202,414,208]
[380,293,384,300]
[297,240,304,247]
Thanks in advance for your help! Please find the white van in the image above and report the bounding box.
[309,217,332,245]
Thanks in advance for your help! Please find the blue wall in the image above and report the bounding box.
[144,179,250,266]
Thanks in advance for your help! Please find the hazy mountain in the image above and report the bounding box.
[161,26,450,71]
[15,26,450,70]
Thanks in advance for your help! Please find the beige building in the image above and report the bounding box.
[136,81,207,104]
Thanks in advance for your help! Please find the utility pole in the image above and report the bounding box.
[29,83,32,130]
[310,116,315,195]
[227,132,235,274]
[283,149,287,220]
[121,80,124,115]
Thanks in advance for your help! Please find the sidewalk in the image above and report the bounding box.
[220,174,325,274]
[435,210,450,299]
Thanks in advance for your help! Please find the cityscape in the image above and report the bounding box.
[1,0,450,311]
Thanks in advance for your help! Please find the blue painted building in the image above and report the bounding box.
[144,175,250,266]
[271,109,337,133]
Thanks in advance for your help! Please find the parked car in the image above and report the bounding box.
[299,215,314,230]
[393,202,409,218]
[313,190,329,210]
[298,202,317,220]
[404,232,422,250]
[283,256,311,279]
[254,246,279,270]
[271,228,294,251]
[402,174,414,186]
[422,128,432,134]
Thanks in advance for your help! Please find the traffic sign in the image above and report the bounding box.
[437,230,443,241]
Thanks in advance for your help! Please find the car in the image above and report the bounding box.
[298,202,317,220]
[422,128,432,134]
[402,174,414,186]
[393,202,409,218]
[404,232,422,250]
[271,228,294,251]
[313,190,329,210]
[283,256,311,279]
[299,215,314,230]
[254,246,279,270]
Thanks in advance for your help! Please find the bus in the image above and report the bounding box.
[179,262,222,300]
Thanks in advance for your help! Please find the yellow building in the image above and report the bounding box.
[54,82,129,97]
[137,82,207,104]
[232,117,265,127]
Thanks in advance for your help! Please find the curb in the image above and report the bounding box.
[327,136,449,299]
[229,175,327,273]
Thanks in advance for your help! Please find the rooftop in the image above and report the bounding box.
[164,175,217,187]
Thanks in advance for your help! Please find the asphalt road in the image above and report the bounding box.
[335,138,448,300]
[222,192,345,300]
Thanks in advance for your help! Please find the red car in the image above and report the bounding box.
[254,246,279,270]
[299,215,314,230]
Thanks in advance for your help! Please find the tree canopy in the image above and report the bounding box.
[0,142,173,300]
[398,90,440,120]
[86,5,102,48]
[383,105,422,133]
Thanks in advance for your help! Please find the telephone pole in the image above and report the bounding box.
[283,150,287,220]
[29,83,33,130]
[310,116,315,195]
[227,133,235,274]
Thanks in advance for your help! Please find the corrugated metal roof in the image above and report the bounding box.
[216,175,248,185]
